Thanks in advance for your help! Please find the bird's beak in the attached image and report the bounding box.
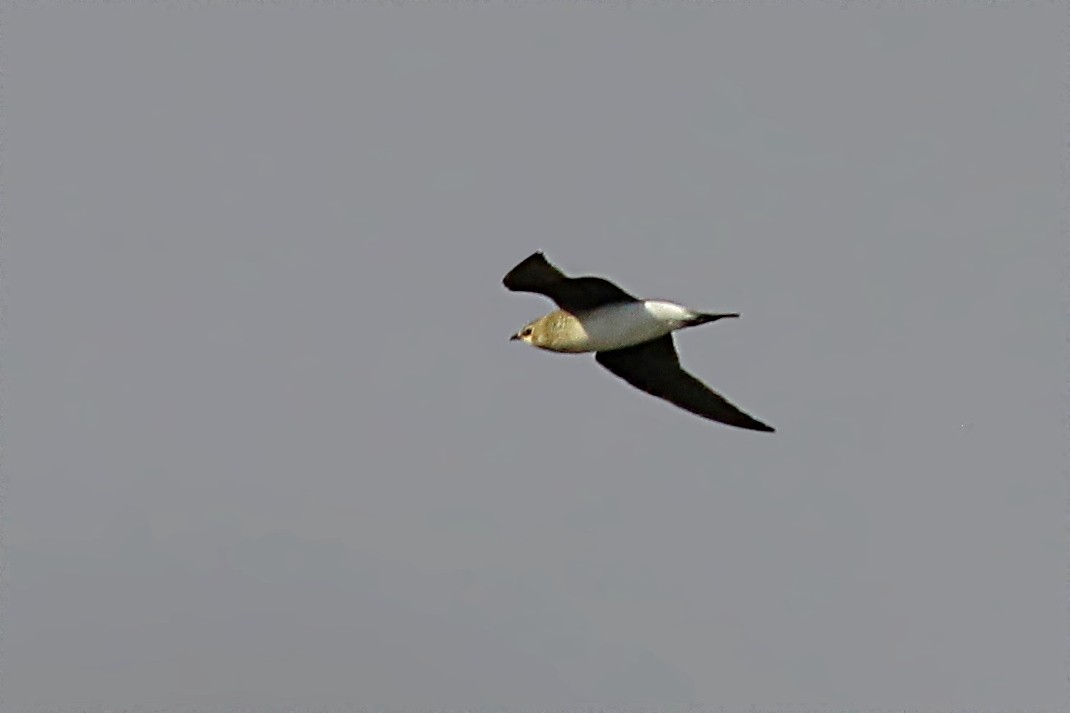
[509,332,520,341]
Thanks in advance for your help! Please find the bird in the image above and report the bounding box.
[503,251,775,432]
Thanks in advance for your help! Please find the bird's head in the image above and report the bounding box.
[509,320,539,346]
[509,311,585,352]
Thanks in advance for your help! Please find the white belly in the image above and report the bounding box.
[573,301,693,352]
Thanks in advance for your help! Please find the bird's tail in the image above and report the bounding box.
[684,312,740,328]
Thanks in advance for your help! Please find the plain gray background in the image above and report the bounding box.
[4,3,1067,711]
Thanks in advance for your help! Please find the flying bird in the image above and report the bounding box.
[503,251,775,432]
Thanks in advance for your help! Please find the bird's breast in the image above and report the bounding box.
[571,302,681,352]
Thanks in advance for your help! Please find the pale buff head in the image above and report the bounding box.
[508,310,586,352]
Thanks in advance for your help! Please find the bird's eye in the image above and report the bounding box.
[521,327,533,337]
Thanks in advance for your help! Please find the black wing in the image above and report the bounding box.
[502,252,637,312]
[595,335,775,432]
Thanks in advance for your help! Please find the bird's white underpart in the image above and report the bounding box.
[569,300,699,353]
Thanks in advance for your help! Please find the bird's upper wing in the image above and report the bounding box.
[595,335,775,432]
[502,252,637,312]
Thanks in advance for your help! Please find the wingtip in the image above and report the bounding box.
[503,251,563,292]
[747,417,776,433]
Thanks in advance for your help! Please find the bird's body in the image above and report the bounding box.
[503,251,775,432]
[520,301,727,354]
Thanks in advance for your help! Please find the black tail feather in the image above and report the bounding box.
[684,312,739,328]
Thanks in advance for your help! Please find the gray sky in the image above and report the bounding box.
[4,3,1067,711]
